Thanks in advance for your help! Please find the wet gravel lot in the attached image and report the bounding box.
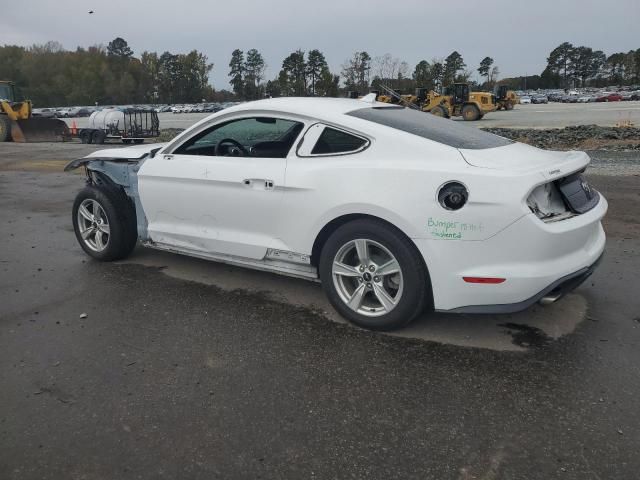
[0,144,639,479]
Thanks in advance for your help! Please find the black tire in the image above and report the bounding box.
[0,115,11,142]
[430,105,448,118]
[72,185,137,261]
[92,130,106,144]
[319,219,430,331]
[462,104,481,121]
[80,130,92,144]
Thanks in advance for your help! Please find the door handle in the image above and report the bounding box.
[242,179,275,190]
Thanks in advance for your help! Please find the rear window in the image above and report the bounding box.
[347,107,513,150]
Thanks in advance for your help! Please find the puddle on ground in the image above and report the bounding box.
[121,248,588,352]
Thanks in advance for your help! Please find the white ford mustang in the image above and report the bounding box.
[66,97,606,330]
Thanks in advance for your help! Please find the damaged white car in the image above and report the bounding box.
[66,97,606,330]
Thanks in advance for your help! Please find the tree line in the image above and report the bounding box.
[1,38,639,107]
[0,38,214,107]
[500,43,640,90]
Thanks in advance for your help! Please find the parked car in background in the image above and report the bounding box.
[520,95,531,104]
[531,95,548,104]
[577,95,592,103]
[596,93,623,102]
[562,95,579,103]
[31,108,57,118]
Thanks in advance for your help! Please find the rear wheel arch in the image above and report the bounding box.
[310,213,434,306]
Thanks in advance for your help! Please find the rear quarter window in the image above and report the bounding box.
[347,107,513,150]
[312,127,367,155]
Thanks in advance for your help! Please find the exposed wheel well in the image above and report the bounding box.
[310,213,434,308]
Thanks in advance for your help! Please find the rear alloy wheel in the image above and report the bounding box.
[462,104,481,121]
[319,220,429,330]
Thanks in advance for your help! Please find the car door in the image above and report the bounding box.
[137,115,305,260]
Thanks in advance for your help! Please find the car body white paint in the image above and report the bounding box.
[76,97,606,312]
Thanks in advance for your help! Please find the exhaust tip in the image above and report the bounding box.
[539,292,563,306]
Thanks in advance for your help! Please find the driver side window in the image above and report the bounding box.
[174,117,303,158]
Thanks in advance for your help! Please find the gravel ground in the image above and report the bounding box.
[485,125,640,151]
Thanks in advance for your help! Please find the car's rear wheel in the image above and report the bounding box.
[72,185,137,261]
[319,219,430,331]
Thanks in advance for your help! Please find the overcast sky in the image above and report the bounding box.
[3,0,638,89]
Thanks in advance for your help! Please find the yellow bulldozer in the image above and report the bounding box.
[373,83,493,121]
[0,80,70,142]
[494,84,518,110]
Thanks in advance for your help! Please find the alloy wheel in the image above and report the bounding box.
[76,199,110,252]
[332,239,403,317]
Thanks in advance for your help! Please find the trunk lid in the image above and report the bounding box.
[458,142,590,181]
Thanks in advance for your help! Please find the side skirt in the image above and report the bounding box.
[143,242,320,281]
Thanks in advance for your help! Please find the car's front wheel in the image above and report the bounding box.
[72,186,137,261]
[319,219,430,330]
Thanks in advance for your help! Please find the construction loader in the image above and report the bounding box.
[376,83,491,121]
[0,81,70,142]
[494,84,518,110]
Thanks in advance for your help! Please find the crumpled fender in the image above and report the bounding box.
[64,156,137,172]
[64,143,166,172]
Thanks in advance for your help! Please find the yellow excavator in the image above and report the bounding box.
[374,84,493,121]
[0,80,70,142]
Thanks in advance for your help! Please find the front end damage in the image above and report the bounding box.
[64,143,165,241]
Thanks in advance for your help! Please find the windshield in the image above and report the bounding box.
[0,84,14,101]
[347,107,513,150]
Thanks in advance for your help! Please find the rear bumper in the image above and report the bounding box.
[414,194,607,312]
[443,253,603,314]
